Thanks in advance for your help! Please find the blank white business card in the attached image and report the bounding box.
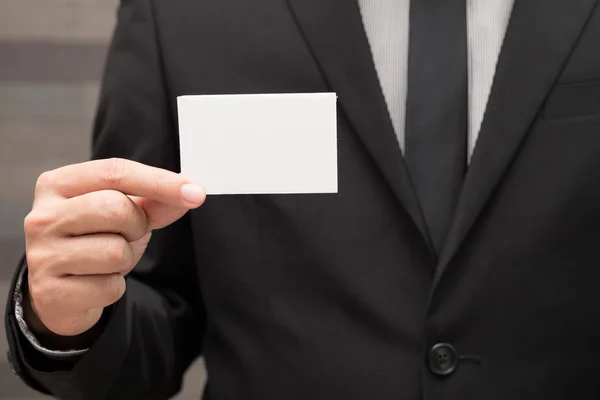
[177,93,338,195]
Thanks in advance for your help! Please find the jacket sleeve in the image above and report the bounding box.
[4,0,205,398]
[12,263,89,357]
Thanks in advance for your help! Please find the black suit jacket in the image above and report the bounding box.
[6,0,600,399]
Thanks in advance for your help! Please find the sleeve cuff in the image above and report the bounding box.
[13,264,88,358]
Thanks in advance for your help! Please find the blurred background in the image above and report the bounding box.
[0,1,206,398]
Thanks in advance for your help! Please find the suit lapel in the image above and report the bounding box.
[433,0,600,286]
[287,0,434,254]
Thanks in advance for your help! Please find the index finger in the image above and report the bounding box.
[36,158,205,207]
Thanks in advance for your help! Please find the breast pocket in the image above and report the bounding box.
[541,80,600,120]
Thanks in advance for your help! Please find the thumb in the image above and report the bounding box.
[131,195,204,231]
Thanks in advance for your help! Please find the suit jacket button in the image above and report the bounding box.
[428,343,458,376]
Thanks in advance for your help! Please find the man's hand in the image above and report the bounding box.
[23,158,206,337]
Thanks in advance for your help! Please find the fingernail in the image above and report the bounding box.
[180,184,205,205]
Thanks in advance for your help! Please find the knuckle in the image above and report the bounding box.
[100,158,128,188]
[101,191,132,222]
[34,171,57,194]
[97,192,148,240]
[23,209,58,236]
[103,274,125,304]
[25,248,55,271]
[104,237,131,266]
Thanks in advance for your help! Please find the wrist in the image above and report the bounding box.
[22,283,53,336]
[22,280,106,351]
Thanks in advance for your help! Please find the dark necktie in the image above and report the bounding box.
[405,0,468,254]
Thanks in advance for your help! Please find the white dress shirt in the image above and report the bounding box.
[15,0,516,357]
[358,0,514,159]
